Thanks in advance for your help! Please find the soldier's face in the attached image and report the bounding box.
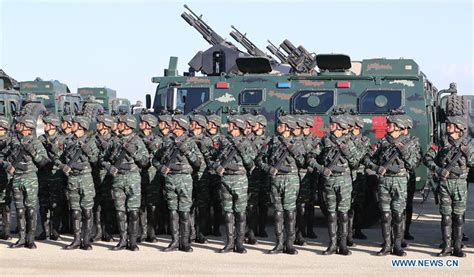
[386,122,396,133]
[252,123,260,132]
[447,123,461,139]
[118,122,126,132]
[0,127,6,136]
[352,127,361,136]
[276,123,287,135]
[61,121,72,133]
[303,127,311,136]
[244,125,252,135]
[330,123,343,137]
[192,124,202,136]
[139,121,147,130]
[72,122,79,132]
[189,121,197,131]
[292,127,302,136]
[387,123,402,138]
[207,122,218,135]
[15,122,22,132]
[228,122,235,132]
[97,122,104,131]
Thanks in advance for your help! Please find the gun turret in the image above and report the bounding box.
[266,40,288,64]
[230,25,274,61]
[182,4,234,48]
[279,39,317,73]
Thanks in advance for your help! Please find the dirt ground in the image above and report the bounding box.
[1,186,473,276]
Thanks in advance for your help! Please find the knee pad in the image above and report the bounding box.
[82,209,92,220]
[179,211,190,221]
[128,210,139,221]
[392,212,403,224]
[337,212,348,222]
[441,214,452,226]
[381,212,391,223]
[72,209,82,220]
[327,212,337,223]
[453,214,463,226]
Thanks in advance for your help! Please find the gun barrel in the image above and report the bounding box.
[266,40,288,63]
[181,6,225,46]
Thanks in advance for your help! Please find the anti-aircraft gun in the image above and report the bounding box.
[266,40,289,64]
[181,4,246,76]
[279,39,317,74]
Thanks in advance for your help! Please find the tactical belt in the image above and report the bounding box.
[384,169,408,177]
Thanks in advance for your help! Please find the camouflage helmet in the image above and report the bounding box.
[330,114,351,129]
[73,116,91,130]
[241,113,257,127]
[0,116,9,129]
[278,115,298,129]
[97,114,115,128]
[294,114,306,128]
[387,110,411,129]
[61,114,73,123]
[140,113,158,128]
[172,114,189,130]
[227,115,247,130]
[304,114,314,128]
[352,115,364,128]
[255,114,267,127]
[19,115,37,129]
[43,113,61,127]
[119,114,138,129]
[446,115,467,130]
[206,113,222,127]
[189,114,207,128]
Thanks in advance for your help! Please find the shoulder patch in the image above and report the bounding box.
[431,144,439,150]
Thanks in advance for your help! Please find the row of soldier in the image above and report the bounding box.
[0,108,471,257]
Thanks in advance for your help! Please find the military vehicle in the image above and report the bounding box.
[19,78,81,117]
[0,72,22,121]
[77,87,131,116]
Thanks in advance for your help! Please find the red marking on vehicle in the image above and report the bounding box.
[215,82,230,89]
[371,116,387,139]
[431,144,439,150]
[312,116,325,138]
[336,81,350,88]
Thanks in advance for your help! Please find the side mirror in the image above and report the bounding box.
[146,94,151,109]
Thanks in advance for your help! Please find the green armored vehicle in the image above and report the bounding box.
[19,78,81,117]
[78,87,131,116]
[0,71,22,121]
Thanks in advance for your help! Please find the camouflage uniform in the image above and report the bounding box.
[138,113,161,242]
[259,115,305,255]
[154,114,202,252]
[5,115,49,249]
[424,115,473,257]
[365,111,420,256]
[347,113,371,245]
[0,117,12,240]
[206,112,226,236]
[309,111,358,256]
[91,114,116,242]
[189,113,212,244]
[105,115,149,251]
[247,115,271,243]
[214,115,256,253]
[37,114,66,241]
[60,116,99,250]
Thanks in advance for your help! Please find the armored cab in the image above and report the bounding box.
[77,87,117,116]
[0,70,22,121]
[19,78,81,117]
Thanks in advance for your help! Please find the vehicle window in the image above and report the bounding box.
[10,101,17,115]
[63,102,71,114]
[176,87,210,114]
[0,101,5,115]
[291,90,335,114]
[240,89,264,105]
[359,89,403,114]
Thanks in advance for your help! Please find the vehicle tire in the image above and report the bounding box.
[446,95,466,116]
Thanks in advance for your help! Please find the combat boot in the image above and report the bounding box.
[257,205,268,237]
[212,205,222,237]
[25,207,37,249]
[392,212,406,257]
[323,212,337,255]
[91,206,102,242]
[10,208,26,248]
[294,205,307,246]
[81,209,93,250]
[337,212,351,256]
[353,206,366,239]
[128,210,139,251]
[50,205,62,241]
[138,207,147,243]
[195,207,208,244]
[377,212,392,256]
[146,205,158,243]
[65,210,82,250]
[234,212,247,254]
[284,210,298,255]
[112,211,128,251]
[452,214,466,257]
[189,209,197,243]
[36,206,49,241]
[163,210,179,252]
[219,212,235,253]
[268,211,284,254]
[305,204,317,239]
[245,207,258,245]
[178,212,193,252]
[0,204,12,240]
[346,209,355,247]
[438,215,452,257]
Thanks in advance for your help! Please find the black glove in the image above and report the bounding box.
[62,165,72,176]
[160,165,170,175]
[108,166,119,176]
[268,166,278,176]
[215,164,225,176]
[23,143,35,156]
[436,167,449,178]
[377,166,387,176]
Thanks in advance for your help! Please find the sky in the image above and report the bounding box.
[1,0,473,104]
